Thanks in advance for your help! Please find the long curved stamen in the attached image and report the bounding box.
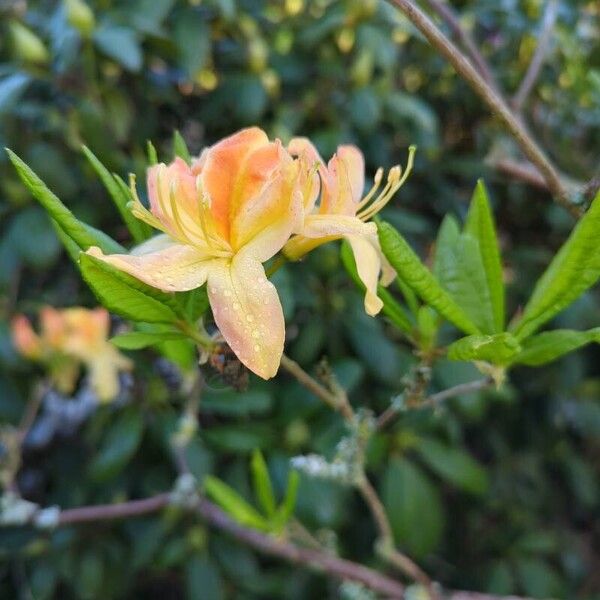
[356,167,384,211]
[357,145,416,221]
[128,174,164,231]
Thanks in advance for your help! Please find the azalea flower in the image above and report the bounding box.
[11,307,132,402]
[283,139,415,316]
[86,127,304,379]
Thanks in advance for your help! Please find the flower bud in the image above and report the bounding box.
[9,21,49,65]
[64,0,95,37]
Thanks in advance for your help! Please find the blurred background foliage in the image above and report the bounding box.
[0,0,599,598]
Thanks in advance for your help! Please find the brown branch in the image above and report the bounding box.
[52,493,406,597]
[41,492,534,600]
[490,157,549,189]
[421,0,495,86]
[512,0,558,112]
[377,378,493,430]
[279,354,354,421]
[58,493,171,526]
[386,0,581,218]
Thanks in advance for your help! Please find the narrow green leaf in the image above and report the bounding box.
[177,287,210,322]
[417,438,489,495]
[79,252,182,324]
[250,450,276,517]
[447,332,521,364]
[6,148,124,254]
[340,240,413,334]
[276,470,299,525]
[88,410,144,481]
[510,328,600,366]
[512,190,600,340]
[110,330,186,350]
[173,130,191,164]
[433,214,460,280]
[82,146,148,243]
[51,219,81,263]
[203,476,270,530]
[464,180,505,332]
[147,140,158,165]
[377,220,480,335]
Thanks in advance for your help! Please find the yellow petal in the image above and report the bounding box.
[299,214,376,239]
[288,137,322,214]
[11,315,42,359]
[200,127,273,241]
[88,347,132,402]
[86,238,218,292]
[321,145,364,215]
[345,233,384,316]
[207,251,285,379]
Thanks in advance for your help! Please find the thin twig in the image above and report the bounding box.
[386,0,581,218]
[279,354,354,421]
[512,0,558,112]
[377,377,493,429]
[47,492,532,600]
[421,0,495,86]
[357,478,435,594]
[58,494,171,526]
[280,354,431,588]
[52,493,406,597]
[423,377,494,408]
[489,157,549,189]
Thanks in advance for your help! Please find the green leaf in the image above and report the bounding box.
[178,287,210,322]
[464,180,505,332]
[6,149,124,255]
[203,476,270,530]
[185,555,223,600]
[93,26,142,72]
[340,240,413,334]
[78,252,182,324]
[82,146,149,243]
[89,410,144,481]
[510,328,600,366]
[172,130,191,164]
[378,220,480,335]
[275,470,299,528]
[202,390,272,417]
[447,332,521,364]
[382,458,445,558]
[147,140,158,165]
[512,190,600,340]
[110,330,187,350]
[251,450,276,517]
[433,215,496,334]
[416,438,489,495]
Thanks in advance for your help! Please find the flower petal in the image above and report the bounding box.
[207,253,285,379]
[321,145,365,215]
[11,315,42,359]
[200,127,272,240]
[299,214,376,239]
[86,239,217,292]
[345,233,384,316]
[288,137,323,214]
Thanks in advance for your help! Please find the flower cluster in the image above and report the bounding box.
[11,307,132,402]
[87,128,413,379]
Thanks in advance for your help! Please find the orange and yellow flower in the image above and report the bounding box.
[86,127,304,379]
[283,139,414,316]
[11,307,132,402]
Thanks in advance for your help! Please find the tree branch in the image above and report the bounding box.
[377,377,494,430]
[280,354,354,421]
[38,491,533,600]
[386,0,581,218]
[512,0,558,112]
[420,0,495,87]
